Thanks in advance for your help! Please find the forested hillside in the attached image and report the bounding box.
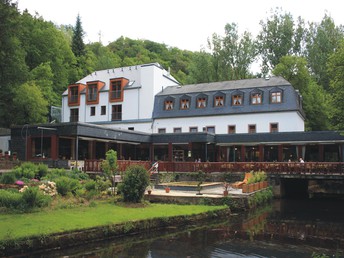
[1,1,343,131]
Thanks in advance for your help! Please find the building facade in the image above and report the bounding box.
[9,63,344,164]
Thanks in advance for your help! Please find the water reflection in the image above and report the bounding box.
[23,199,344,258]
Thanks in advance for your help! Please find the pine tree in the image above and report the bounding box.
[71,14,85,57]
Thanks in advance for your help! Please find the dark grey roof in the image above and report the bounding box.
[153,76,305,119]
[157,76,291,95]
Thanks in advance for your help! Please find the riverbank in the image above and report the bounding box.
[0,201,229,256]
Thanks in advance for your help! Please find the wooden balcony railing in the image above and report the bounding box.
[84,160,344,175]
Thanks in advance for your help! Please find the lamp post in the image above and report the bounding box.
[37,126,57,160]
[21,124,29,161]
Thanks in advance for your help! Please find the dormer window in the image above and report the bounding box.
[251,91,262,105]
[86,81,103,104]
[110,80,121,100]
[165,99,174,110]
[180,95,190,110]
[271,91,282,103]
[232,93,243,106]
[87,83,98,102]
[214,95,224,107]
[69,86,79,104]
[68,83,85,106]
[197,95,207,108]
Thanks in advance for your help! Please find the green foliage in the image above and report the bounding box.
[13,162,37,179]
[118,165,150,203]
[0,187,51,211]
[71,14,85,57]
[84,180,97,191]
[12,81,48,124]
[101,149,118,178]
[0,172,16,184]
[95,176,111,192]
[55,176,81,196]
[36,163,49,179]
[328,40,344,130]
[0,189,22,209]
[21,186,51,209]
[158,172,176,184]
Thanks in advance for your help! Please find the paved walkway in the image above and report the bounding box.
[148,185,246,197]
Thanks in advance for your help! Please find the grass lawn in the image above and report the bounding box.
[0,201,227,240]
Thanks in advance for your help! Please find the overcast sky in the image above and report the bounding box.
[17,0,343,52]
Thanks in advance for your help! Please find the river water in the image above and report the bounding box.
[27,199,344,258]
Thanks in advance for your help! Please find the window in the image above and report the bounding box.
[90,106,95,116]
[111,105,122,121]
[101,106,106,115]
[189,127,198,133]
[180,98,190,109]
[251,93,262,104]
[165,100,174,110]
[248,124,256,133]
[128,127,134,131]
[174,128,182,133]
[205,126,215,133]
[228,125,236,134]
[232,94,243,106]
[158,128,166,134]
[69,86,79,104]
[271,92,282,103]
[270,123,278,133]
[87,83,98,102]
[214,96,224,107]
[110,80,122,100]
[197,97,207,108]
[70,108,79,122]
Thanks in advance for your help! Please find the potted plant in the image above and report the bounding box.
[223,182,230,196]
[165,186,170,193]
[146,185,152,195]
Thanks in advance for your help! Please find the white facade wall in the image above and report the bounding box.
[61,64,178,126]
[153,112,304,134]
[103,121,152,132]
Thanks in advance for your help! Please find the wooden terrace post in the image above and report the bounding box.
[168,142,173,162]
[240,145,245,162]
[259,144,264,162]
[150,144,154,162]
[278,145,283,162]
[318,144,324,162]
[51,135,58,160]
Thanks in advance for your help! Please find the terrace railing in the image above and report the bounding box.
[84,160,344,175]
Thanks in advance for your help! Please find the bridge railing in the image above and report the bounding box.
[84,160,344,175]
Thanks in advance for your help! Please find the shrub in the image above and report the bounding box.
[37,163,49,179]
[55,176,81,196]
[95,176,111,192]
[84,180,97,191]
[13,162,37,179]
[0,172,16,184]
[21,186,52,209]
[118,165,150,203]
[0,189,22,209]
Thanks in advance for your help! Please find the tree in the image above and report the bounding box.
[327,40,344,130]
[71,14,85,57]
[257,8,305,74]
[273,55,331,130]
[118,165,150,203]
[207,23,256,82]
[305,14,344,90]
[12,82,48,125]
[0,1,29,127]
[187,50,215,84]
